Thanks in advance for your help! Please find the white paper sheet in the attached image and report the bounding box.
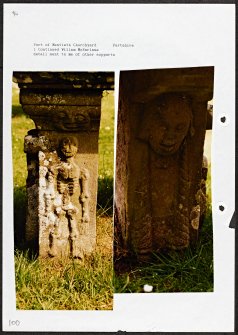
[3,3,235,332]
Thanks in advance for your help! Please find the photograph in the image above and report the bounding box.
[3,3,235,332]
[12,71,114,310]
[114,67,214,293]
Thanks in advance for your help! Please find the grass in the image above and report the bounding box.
[114,165,213,293]
[12,86,114,310]
[15,216,113,310]
[12,115,34,247]
[97,91,114,216]
[114,210,213,293]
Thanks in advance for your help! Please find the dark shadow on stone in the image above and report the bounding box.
[14,186,38,254]
[14,186,26,250]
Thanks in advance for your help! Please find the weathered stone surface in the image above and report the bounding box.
[23,105,100,132]
[20,91,102,106]
[115,67,213,258]
[13,71,114,90]
[15,71,114,259]
[37,138,91,258]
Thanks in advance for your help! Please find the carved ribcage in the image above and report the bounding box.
[57,178,79,195]
[57,180,67,194]
[68,179,79,195]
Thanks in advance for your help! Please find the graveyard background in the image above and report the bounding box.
[12,84,114,310]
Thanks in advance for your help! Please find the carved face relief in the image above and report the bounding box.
[148,95,192,156]
[53,110,90,131]
[59,136,78,158]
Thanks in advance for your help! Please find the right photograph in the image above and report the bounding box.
[114,67,214,293]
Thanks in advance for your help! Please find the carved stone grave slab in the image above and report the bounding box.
[13,71,114,258]
[115,67,214,258]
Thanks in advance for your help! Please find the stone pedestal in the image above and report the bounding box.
[13,72,114,258]
[115,67,214,258]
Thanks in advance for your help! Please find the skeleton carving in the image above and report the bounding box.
[56,136,90,222]
[38,136,90,259]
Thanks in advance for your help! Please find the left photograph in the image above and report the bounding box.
[12,72,114,310]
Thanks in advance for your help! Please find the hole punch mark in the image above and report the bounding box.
[220,116,226,123]
[219,205,225,212]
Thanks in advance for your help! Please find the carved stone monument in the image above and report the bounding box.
[13,72,114,258]
[115,67,213,259]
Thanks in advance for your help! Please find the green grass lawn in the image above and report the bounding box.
[12,87,114,310]
[15,216,113,310]
[114,211,213,293]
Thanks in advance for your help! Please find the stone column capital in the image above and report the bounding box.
[13,72,114,133]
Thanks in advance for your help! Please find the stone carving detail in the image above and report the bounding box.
[132,93,206,254]
[35,136,90,258]
[24,133,53,153]
[190,155,208,231]
[115,67,214,261]
[53,110,91,131]
[14,71,114,260]
[22,106,98,132]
